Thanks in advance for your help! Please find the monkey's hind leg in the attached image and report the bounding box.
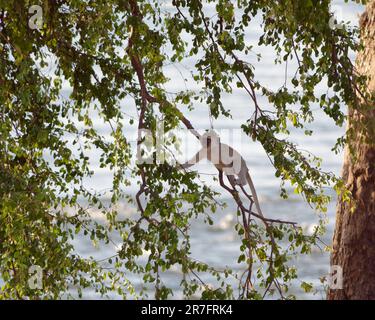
[237,183,252,199]
[232,177,255,210]
[226,174,238,189]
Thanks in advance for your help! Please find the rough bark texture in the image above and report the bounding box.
[328,1,375,300]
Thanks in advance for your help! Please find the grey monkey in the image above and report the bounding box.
[181,130,264,216]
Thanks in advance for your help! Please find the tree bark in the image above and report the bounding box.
[328,1,375,300]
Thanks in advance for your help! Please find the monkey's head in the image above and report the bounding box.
[201,129,220,147]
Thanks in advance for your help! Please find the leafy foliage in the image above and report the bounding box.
[0,0,367,299]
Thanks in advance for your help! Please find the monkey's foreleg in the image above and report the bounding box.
[239,184,254,204]
[178,162,191,170]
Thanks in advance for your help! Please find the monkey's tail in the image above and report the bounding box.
[245,171,264,217]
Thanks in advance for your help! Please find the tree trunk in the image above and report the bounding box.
[327,1,375,300]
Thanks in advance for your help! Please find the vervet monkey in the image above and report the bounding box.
[181,130,264,217]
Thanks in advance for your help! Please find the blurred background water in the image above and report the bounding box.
[63,0,365,299]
